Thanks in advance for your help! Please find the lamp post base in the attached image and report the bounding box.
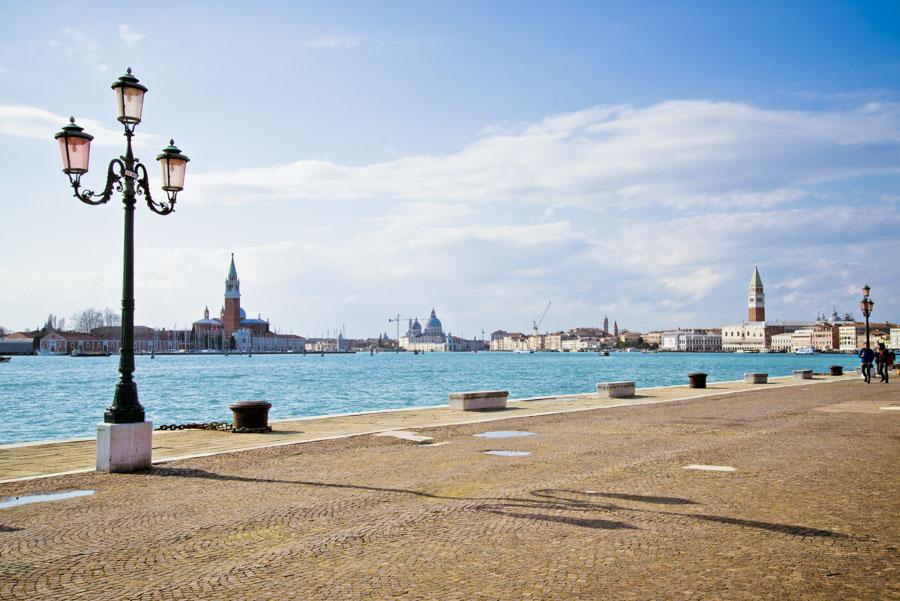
[96,421,153,473]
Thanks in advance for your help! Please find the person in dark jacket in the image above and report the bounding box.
[876,343,893,383]
[859,345,875,383]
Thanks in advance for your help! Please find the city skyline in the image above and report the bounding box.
[1,2,899,336]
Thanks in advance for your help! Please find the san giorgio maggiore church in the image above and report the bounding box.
[191,255,305,352]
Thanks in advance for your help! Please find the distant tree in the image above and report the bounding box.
[43,313,66,332]
[102,307,120,327]
[71,308,104,333]
[0,326,7,337]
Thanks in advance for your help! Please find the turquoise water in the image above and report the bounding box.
[0,352,859,445]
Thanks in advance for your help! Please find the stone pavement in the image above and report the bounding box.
[0,374,849,481]
[0,378,897,599]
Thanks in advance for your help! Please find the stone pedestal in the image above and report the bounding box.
[597,381,636,398]
[96,421,153,473]
[793,369,813,380]
[449,390,508,411]
[744,373,768,384]
[829,365,843,376]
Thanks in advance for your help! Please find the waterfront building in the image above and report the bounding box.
[641,331,663,346]
[770,332,793,352]
[39,331,107,355]
[838,324,866,352]
[0,332,35,355]
[721,266,785,352]
[400,309,450,351]
[891,328,900,349]
[811,325,840,352]
[661,330,722,352]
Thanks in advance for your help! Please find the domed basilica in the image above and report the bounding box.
[400,309,450,352]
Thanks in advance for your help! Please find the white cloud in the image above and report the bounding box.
[118,24,143,46]
[62,27,101,57]
[0,104,163,148]
[3,99,899,334]
[188,100,900,209]
[305,36,359,49]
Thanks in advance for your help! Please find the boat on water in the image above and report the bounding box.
[512,349,534,354]
[600,350,610,356]
[794,346,816,355]
[0,356,11,362]
[70,350,111,357]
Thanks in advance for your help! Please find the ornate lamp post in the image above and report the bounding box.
[859,284,874,349]
[54,68,189,472]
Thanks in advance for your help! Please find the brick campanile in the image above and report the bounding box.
[748,264,765,322]
[223,253,241,336]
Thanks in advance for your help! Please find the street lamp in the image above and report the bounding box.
[54,67,189,472]
[860,284,874,349]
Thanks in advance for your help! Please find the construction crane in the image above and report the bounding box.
[532,301,552,336]
[388,314,416,353]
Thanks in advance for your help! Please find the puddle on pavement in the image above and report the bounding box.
[483,450,532,457]
[0,490,96,510]
[474,430,535,439]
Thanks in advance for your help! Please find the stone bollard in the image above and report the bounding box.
[744,372,768,384]
[229,400,272,433]
[688,372,707,388]
[829,365,843,376]
[793,370,813,380]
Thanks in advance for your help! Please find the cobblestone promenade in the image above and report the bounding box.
[0,379,897,599]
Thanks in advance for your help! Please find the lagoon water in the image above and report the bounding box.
[0,352,859,445]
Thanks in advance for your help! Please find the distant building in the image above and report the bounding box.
[891,328,900,349]
[400,309,449,351]
[661,330,722,352]
[721,266,785,352]
[192,255,283,351]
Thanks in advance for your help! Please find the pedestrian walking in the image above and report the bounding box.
[859,345,875,383]
[876,343,894,383]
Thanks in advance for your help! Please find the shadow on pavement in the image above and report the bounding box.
[149,467,848,539]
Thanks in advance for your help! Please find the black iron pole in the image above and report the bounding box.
[106,130,145,424]
[864,310,871,350]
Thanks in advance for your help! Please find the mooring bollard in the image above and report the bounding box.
[229,400,272,433]
[829,365,843,376]
[688,372,707,389]
[793,369,813,380]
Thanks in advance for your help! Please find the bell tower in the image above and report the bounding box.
[223,253,241,335]
[748,264,765,322]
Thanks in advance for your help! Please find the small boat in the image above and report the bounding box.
[0,356,11,362]
[600,350,609,356]
[794,346,816,355]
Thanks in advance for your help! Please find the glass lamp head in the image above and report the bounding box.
[156,139,190,191]
[111,67,148,125]
[862,284,870,298]
[53,117,94,174]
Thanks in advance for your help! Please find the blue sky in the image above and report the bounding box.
[1,1,898,337]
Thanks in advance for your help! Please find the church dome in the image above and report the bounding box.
[411,318,422,334]
[426,309,442,331]
[239,308,247,319]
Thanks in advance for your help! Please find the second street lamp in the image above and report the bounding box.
[860,285,874,350]
[54,67,189,472]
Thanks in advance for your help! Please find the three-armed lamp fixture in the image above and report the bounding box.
[53,67,189,472]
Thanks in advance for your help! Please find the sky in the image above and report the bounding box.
[1,1,899,338]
